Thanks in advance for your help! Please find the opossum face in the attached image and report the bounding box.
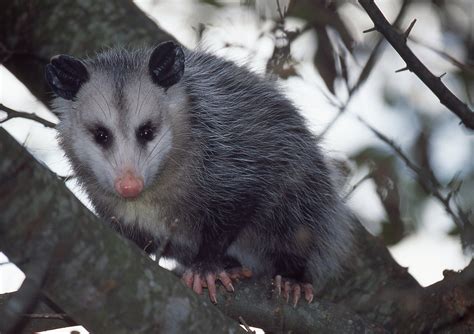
[46,42,187,199]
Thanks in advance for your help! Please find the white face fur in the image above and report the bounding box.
[54,68,188,198]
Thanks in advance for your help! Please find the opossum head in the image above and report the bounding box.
[46,41,189,200]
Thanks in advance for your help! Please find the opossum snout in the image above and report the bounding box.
[114,170,144,198]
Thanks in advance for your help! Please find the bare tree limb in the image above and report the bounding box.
[0,103,56,128]
[358,0,474,130]
[408,36,474,76]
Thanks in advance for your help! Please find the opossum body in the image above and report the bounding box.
[46,41,354,304]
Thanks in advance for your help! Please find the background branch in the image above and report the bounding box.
[358,0,474,130]
[358,116,471,235]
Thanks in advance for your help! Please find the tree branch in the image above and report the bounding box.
[0,128,244,334]
[0,128,382,333]
[358,0,474,130]
[0,103,56,128]
[0,293,76,333]
[0,0,174,108]
[358,116,471,231]
[3,123,474,332]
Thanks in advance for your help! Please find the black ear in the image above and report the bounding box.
[45,55,89,100]
[148,41,185,89]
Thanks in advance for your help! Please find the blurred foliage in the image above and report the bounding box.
[193,0,473,248]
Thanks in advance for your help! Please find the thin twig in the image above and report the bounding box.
[358,116,469,229]
[275,0,286,22]
[358,0,474,130]
[408,35,474,76]
[318,0,412,138]
[344,171,374,200]
[0,103,56,128]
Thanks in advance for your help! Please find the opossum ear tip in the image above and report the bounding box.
[149,41,185,89]
[45,55,89,100]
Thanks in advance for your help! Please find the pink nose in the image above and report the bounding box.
[114,171,144,198]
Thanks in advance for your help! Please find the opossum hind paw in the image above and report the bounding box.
[273,275,314,306]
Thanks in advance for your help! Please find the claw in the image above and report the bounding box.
[293,284,301,307]
[206,273,218,304]
[283,280,291,303]
[182,270,193,288]
[273,275,314,306]
[182,266,250,303]
[192,273,203,295]
[274,275,282,296]
[303,283,314,304]
[218,271,234,292]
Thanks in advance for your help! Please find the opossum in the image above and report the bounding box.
[45,41,354,305]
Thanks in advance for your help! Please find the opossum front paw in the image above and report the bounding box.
[181,266,252,304]
[273,275,314,307]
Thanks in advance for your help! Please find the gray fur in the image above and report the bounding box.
[52,45,354,290]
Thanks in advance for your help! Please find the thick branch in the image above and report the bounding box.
[358,0,474,130]
[0,128,243,334]
[0,0,174,108]
[2,124,474,332]
[0,128,382,333]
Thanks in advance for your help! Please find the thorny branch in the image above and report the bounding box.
[358,116,471,231]
[0,103,56,128]
[358,0,474,130]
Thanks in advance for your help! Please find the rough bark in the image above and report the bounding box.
[0,0,173,107]
[0,128,243,334]
[1,126,473,333]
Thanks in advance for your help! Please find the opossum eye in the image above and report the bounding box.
[137,122,155,144]
[92,126,112,147]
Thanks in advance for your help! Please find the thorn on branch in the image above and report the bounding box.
[403,19,417,42]
[439,72,446,79]
[363,27,377,33]
[395,66,409,73]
